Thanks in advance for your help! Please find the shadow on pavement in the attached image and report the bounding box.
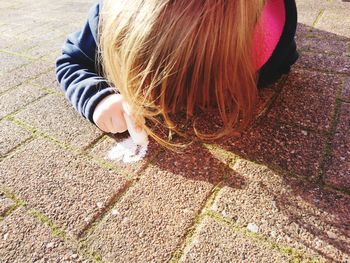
[151,23,350,262]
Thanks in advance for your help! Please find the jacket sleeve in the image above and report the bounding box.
[55,1,117,125]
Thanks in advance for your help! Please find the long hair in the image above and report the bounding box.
[98,0,266,147]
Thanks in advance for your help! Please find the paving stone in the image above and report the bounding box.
[216,117,327,178]
[24,36,66,59]
[15,94,103,150]
[316,2,350,38]
[89,134,161,177]
[0,84,46,119]
[0,72,24,94]
[15,58,54,79]
[2,36,40,54]
[0,60,53,94]
[256,86,278,115]
[211,158,350,262]
[180,217,290,263]
[86,142,230,262]
[297,51,350,74]
[0,138,128,236]
[0,52,30,74]
[29,68,60,92]
[268,69,339,131]
[0,120,32,157]
[325,103,350,190]
[0,207,91,262]
[0,192,14,216]
[296,34,349,56]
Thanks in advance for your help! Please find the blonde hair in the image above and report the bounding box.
[98,0,265,147]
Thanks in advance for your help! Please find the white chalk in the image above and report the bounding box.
[107,103,149,164]
[107,137,148,163]
[122,102,149,146]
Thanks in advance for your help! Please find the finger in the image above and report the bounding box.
[96,120,108,133]
[112,115,127,133]
[105,118,116,133]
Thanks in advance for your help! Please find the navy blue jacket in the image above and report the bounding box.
[56,1,298,126]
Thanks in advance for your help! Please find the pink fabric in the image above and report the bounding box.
[253,0,286,70]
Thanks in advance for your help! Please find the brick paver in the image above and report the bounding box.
[86,143,226,262]
[0,119,32,157]
[325,103,350,190]
[179,218,291,263]
[212,159,350,262]
[268,68,340,131]
[217,118,327,178]
[0,138,128,237]
[0,84,47,119]
[0,208,91,262]
[14,95,103,150]
[0,0,349,262]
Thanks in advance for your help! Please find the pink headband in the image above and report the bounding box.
[253,0,286,70]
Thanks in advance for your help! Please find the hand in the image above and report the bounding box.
[93,93,127,133]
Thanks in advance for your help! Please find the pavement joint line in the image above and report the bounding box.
[0,58,37,76]
[299,31,349,43]
[29,83,61,95]
[324,184,350,196]
[29,209,66,239]
[81,133,106,152]
[27,207,107,263]
[0,92,49,123]
[87,147,166,236]
[256,74,289,119]
[0,135,36,162]
[299,49,350,59]
[0,83,23,97]
[77,151,164,258]
[296,64,350,77]
[77,179,135,240]
[297,47,347,57]
[29,65,57,78]
[170,158,233,263]
[236,152,350,197]
[0,185,109,262]
[203,127,326,183]
[0,188,27,220]
[312,9,325,29]
[0,48,38,60]
[0,70,54,98]
[0,198,103,263]
[21,34,67,54]
[202,142,240,166]
[295,64,350,77]
[0,64,55,97]
[317,95,343,184]
[5,115,134,180]
[0,138,129,262]
[338,97,350,103]
[205,211,324,263]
